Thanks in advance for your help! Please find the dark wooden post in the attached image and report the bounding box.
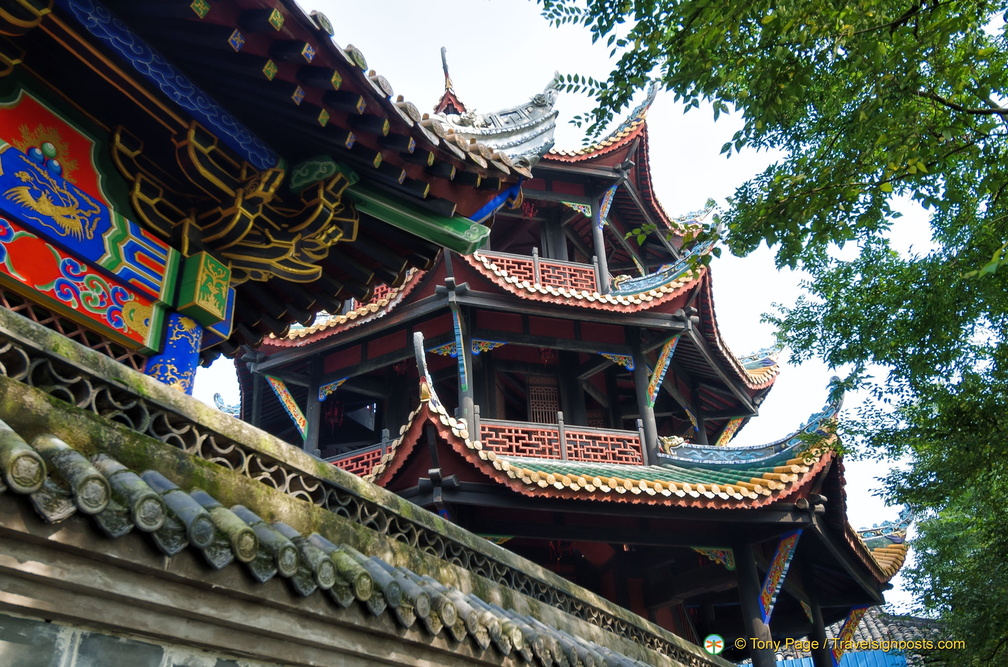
[605,366,621,428]
[734,539,777,667]
[691,381,709,445]
[542,216,568,261]
[459,309,476,424]
[804,566,834,667]
[557,411,568,460]
[250,354,263,426]
[630,332,658,464]
[591,195,611,294]
[304,363,321,456]
[559,350,588,425]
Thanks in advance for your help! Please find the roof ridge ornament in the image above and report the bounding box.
[431,72,559,169]
[434,47,467,115]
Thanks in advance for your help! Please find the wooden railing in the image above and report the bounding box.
[477,408,646,465]
[329,429,389,476]
[331,410,648,475]
[478,249,599,293]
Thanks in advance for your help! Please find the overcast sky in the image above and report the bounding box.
[194,0,912,607]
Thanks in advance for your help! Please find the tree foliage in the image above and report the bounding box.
[540,0,1008,662]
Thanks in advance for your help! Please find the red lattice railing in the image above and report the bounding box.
[331,444,385,476]
[537,259,598,292]
[481,251,537,284]
[480,250,598,292]
[564,427,644,465]
[479,417,645,465]
[480,421,563,459]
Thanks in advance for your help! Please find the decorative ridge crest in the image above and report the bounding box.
[658,380,842,465]
[549,82,659,158]
[431,76,560,169]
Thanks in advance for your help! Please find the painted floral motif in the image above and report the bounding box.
[144,360,196,393]
[266,375,307,439]
[714,417,745,446]
[472,340,507,355]
[428,342,457,357]
[598,352,634,370]
[197,256,230,318]
[759,529,802,623]
[0,216,35,279]
[167,315,202,348]
[38,251,131,331]
[318,377,348,402]
[647,334,680,407]
[693,547,735,571]
[832,606,870,664]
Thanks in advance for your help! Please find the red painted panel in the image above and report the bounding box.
[529,316,573,338]
[416,313,452,339]
[324,345,361,374]
[580,322,625,345]
[0,215,162,351]
[477,310,522,332]
[543,181,582,196]
[368,330,405,358]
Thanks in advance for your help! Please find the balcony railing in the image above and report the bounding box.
[331,410,648,476]
[477,410,646,466]
[329,430,389,476]
[478,249,599,293]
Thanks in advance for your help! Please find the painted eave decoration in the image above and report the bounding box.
[14,0,544,357]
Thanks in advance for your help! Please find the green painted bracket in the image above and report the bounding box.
[348,184,490,255]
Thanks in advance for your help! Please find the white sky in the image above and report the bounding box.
[194,0,911,608]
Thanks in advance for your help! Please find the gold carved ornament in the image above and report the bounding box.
[111,121,358,286]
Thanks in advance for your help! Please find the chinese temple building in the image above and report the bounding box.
[0,1,744,666]
[243,82,909,667]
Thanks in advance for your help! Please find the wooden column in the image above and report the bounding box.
[143,313,203,394]
[250,355,263,426]
[542,215,569,261]
[483,352,498,419]
[689,384,713,447]
[591,195,611,294]
[734,540,777,667]
[383,365,411,433]
[804,567,834,667]
[604,366,621,428]
[304,362,321,455]
[458,307,475,423]
[630,332,658,463]
[559,351,588,425]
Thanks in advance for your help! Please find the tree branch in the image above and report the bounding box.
[917,90,1008,117]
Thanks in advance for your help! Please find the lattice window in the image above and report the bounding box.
[528,376,559,424]
[587,409,605,428]
[0,286,146,371]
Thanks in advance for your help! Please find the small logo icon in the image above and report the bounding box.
[704,633,725,655]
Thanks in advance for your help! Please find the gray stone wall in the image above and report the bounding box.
[0,612,270,667]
